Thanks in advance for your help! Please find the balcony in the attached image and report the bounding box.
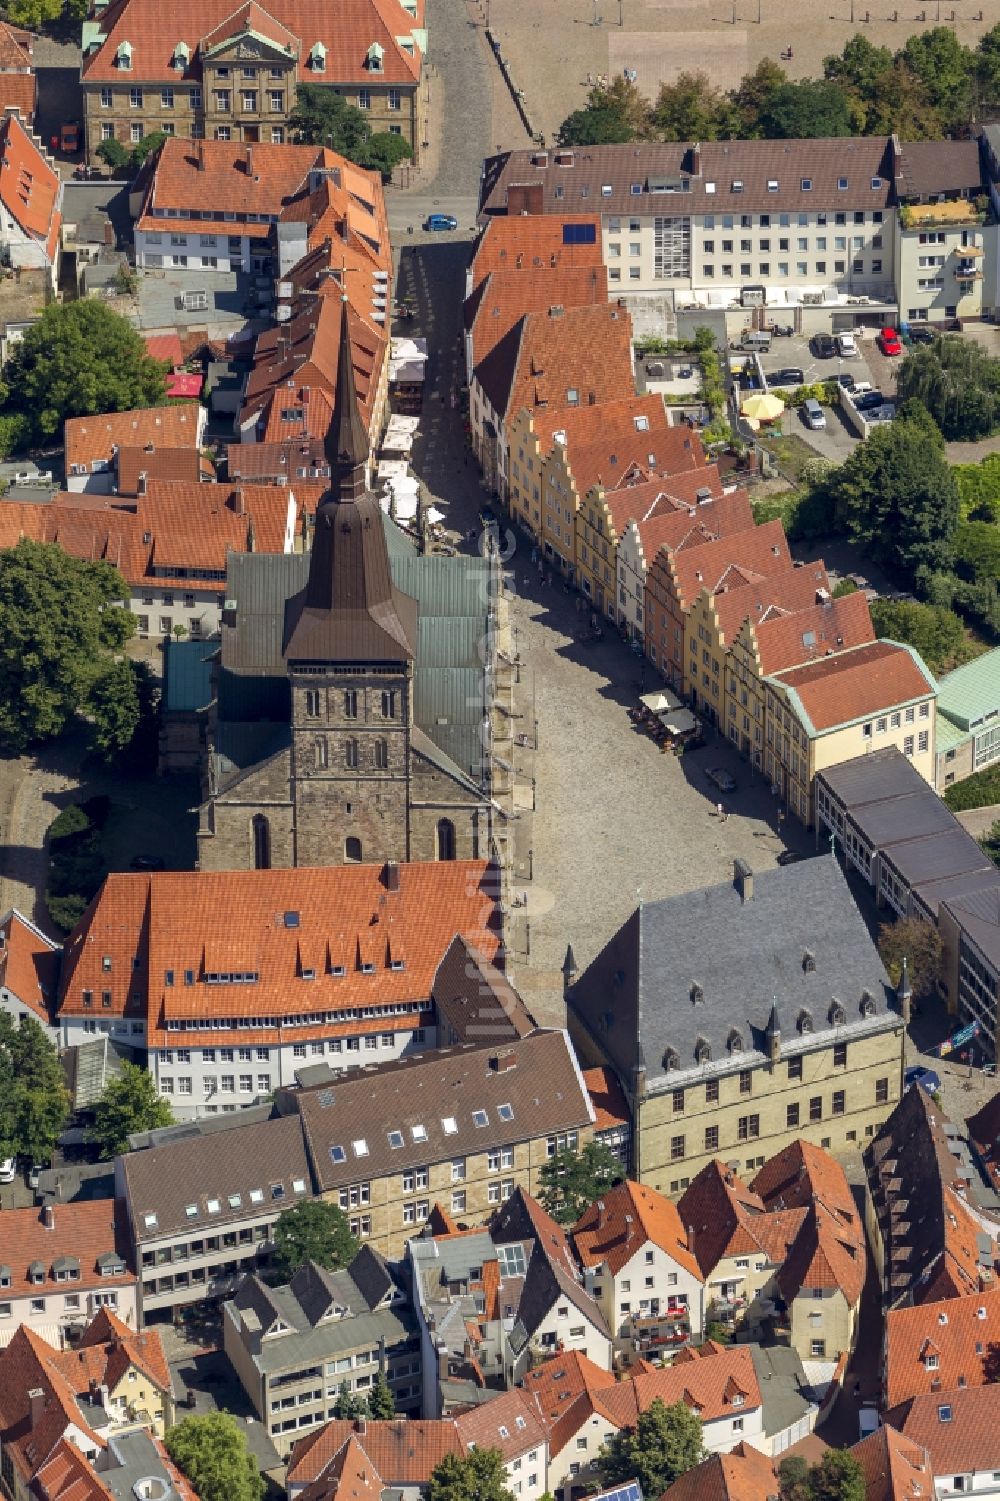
[954,264,984,281]
[624,1309,691,1354]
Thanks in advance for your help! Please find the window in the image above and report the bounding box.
[345,739,359,769]
[672,1088,684,1112]
[832,1090,845,1116]
[215,90,230,111]
[811,1340,826,1358]
[787,1102,800,1128]
[787,1056,802,1080]
[388,87,401,109]
[436,819,456,862]
[809,1096,823,1122]
[100,87,113,107]
[670,1134,685,1161]
[706,1079,719,1103]
[876,1077,889,1104]
[131,123,142,142]
[451,1191,466,1214]
[344,689,358,719]
[737,1114,759,1141]
[739,1069,752,1094]
[269,90,283,110]
[358,87,371,108]
[833,1042,847,1066]
[241,90,257,111]
[374,738,388,770]
[705,1125,719,1151]
[161,87,174,107]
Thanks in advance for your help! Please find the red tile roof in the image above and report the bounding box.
[582,1065,630,1132]
[707,561,831,648]
[67,1306,172,1399]
[0,111,60,258]
[0,77,36,121]
[772,640,937,732]
[747,587,876,675]
[56,861,500,1048]
[0,1326,106,1490]
[0,908,60,1025]
[0,21,33,69]
[469,215,603,294]
[143,332,183,367]
[658,517,792,616]
[626,485,754,574]
[34,1439,117,1501]
[454,1388,549,1461]
[0,1199,133,1302]
[850,1423,932,1501]
[678,1160,769,1274]
[64,404,200,471]
[884,1287,1000,1410]
[287,1419,462,1489]
[573,1179,702,1281]
[476,300,634,426]
[467,264,609,372]
[521,1349,624,1457]
[659,1441,779,1501]
[82,0,422,87]
[897,1385,1000,1479]
[115,444,209,493]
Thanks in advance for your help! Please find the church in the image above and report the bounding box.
[194,301,511,874]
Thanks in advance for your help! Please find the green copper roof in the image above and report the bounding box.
[936,647,1000,732]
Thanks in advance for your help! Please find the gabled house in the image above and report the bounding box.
[883,1285,1000,1411]
[0,908,61,1038]
[39,1307,174,1434]
[0,1201,135,1346]
[0,108,61,287]
[572,1178,705,1364]
[0,24,36,126]
[63,404,206,494]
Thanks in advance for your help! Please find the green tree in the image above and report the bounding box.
[0,541,135,752]
[288,84,371,155]
[538,1138,624,1226]
[902,26,974,124]
[558,77,649,145]
[597,1397,704,1495]
[271,1199,359,1279]
[4,301,167,440]
[832,577,858,598]
[0,1015,69,1164]
[897,339,1000,441]
[129,130,167,169]
[977,23,1000,106]
[1,0,62,29]
[954,521,1000,587]
[164,1412,264,1501]
[878,914,944,999]
[828,407,958,584]
[650,71,731,140]
[88,1061,174,1158]
[96,138,130,171]
[367,1372,396,1419]
[0,412,29,461]
[869,596,967,673]
[354,131,413,180]
[333,1379,369,1419]
[88,658,141,760]
[805,1450,866,1501]
[730,57,787,134]
[778,1454,811,1501]
[427,1448,514,1501]
[980,818,1000,869]
[759,79,853,138]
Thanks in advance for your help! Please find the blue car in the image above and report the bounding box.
[425,213,458,231]
[904,1065,941,1096]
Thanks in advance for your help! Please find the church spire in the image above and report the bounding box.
[324,292,370,502]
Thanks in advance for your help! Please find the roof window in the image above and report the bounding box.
[731,180,743,193]
[329,1145,346,1163]
[498,1103,514,1121]
[938,1405,952,1422]
[228,1193,242,1209]
[767,179,778,192]
[442,1117,458,1135]
[411,1124,428,1143]
[472,1110,489,1128]
[871,176,883,189]
[206,1198,220,1214]
[249,1188,263,1204]
[388,1130,404,1149]
[143,1213,157,1230]
[292,1178,307,1194]
[838,177,849,190]
[271,1183,285,1199]
[801,178,812,191]
[353,1138,369,1157]
[283,911,300,928]
[185,1204,198,1219]
[601,184,613,196]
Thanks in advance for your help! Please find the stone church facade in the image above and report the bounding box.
[196,303,508,875]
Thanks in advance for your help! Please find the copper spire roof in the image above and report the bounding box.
[325,296,370,503]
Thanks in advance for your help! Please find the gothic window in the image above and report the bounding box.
[374,738,388,770]
[436,818,456,861]
[344,689,358,720]
[315,739,328,770]
[345,738,359,769]
[252,814,270,870]
[305,688,320,717]
[345,836,362,863]
[381,690,396,719]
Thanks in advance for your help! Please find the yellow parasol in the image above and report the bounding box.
[741,392,786,420]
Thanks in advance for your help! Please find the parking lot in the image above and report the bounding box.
[756,329,898,461]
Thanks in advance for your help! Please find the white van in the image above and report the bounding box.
[802,398,826,430]
[741,330,772,352]
[837,331,858,357]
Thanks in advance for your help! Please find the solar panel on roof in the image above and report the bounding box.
[593,1483,642,1501]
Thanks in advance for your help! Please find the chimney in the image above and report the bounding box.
[383,860,400,893]
[561,944,578,997]
[42,1205,55,1231]
[196,139,204,171]
[490,1049,517,1074]
[136,471,147,497]
[632,1063,646,1102]
[103,220,114,247]
[897,955,912,1025]
[765,1000,781,1066]
[733,858,753,903]
[596,1198,606,1228]
[28,1389,46,1428]
[245,144,253,177]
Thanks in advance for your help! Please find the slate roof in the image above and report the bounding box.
[292,1031,594,1193]
[490,1187,611,1342]
[895,139,983,199]
[568,854,897,1088]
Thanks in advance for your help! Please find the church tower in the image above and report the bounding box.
[283,297,419,868]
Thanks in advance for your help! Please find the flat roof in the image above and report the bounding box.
[936,648,1000,731]
[881,825,994,914]
[817,746,928,809]
[847,789,956,850]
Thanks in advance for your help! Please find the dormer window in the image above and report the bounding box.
[366,42,384,71]
[694,1037,711,1064]
[829,1001,846,1026]
[798,1010,813,1034]
[172,40,190,69]
[310,42,326,71]
[727,1028,743,1053]
[860,991,875,1018]
[116,40,133,69]
[690,983,704,1004]
[662,1046,680,1072]
[802,952,815,974]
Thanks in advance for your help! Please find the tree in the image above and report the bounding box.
[730,57,787,134]
[778,1454,811,1501]
[538,1138,624,1225]
[164,1412,264,1501]
[758,79,853,138]
[0,1015,69,1164]
[981,819,1000,869]
[805,1450,866,1501]
[559,77,648,145]
[0,541,135,753]
[650,71,731,140]
[271,1199,359,1279]
[597,1397,704,1496]
[89,1061,174,1158]
[368,1372,396,1419]
[354,131,413,180]
[902,26,974,124]
[868,597,967,674]
[878,915,943,999]
[88,658,141,760]
[129,131,167,169]
[427,1448,514,1501]
[0,0,62,29]
[4,301,167,440]
[897,339,1000,442]
[289,84,371,155]
[828,406,958,585]
[96,138,130,171]
[977,23,1000,107]
[333,1379,369,1419]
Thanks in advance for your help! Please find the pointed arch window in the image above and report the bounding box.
[252,814,270,870]
[436,819,456,861]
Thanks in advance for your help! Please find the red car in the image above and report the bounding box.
[879,327,902,356]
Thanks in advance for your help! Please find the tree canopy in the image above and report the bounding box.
[2,302,167,441]
[89,1061,174,1158]
[288,85,411,177]
[0,1015,69,1165]
[164,1413,264,1501]
[538,1138,624,1226]
[868,596,969,674]
[0,541,136,754]
[427,1448,514,1501]
[271,1199,359,1279]
[828,404,958,585]
[598,1397,704,1495]
[877,915,944,1000]
[758,79,854,138]
[897,339,1000,442]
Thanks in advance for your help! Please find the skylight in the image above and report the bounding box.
[442,1117,458,1135]
[249,1189,263,1204]
[228,1194,242,1209]
[292,1178,307,1194]
[329,1146,346,1163]
[206,1198,220,1214]
[185,1205,198,1219]
[498,1103,514,1121]
[411,1124,428,1143]
[388,1131,404,1149]
[498,1244,526,1277]
[271,1183,285,1199]
[472,1110,489,1128]
[143,1213,158,1230]
[353,1139,369,1157]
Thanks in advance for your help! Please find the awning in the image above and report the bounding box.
[659,708,699,734]
[640,689,682,712]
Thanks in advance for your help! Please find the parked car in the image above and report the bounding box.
[909,325,936,345]
[27,1164,43,1191]
[776,849,803,866]
[836,331,858,357]
[853,390,886,412]
[705,767,737,794]
[835,372,856,391]
[802,398,826,430]
[811,333,836,358]
[904,1065,942,1095]
[878,326,902,356]
[868,404,896,424]
[130,853,165,871]
[424,213,458,231]
[771,367,804,386]
[0,1158,15,1184]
